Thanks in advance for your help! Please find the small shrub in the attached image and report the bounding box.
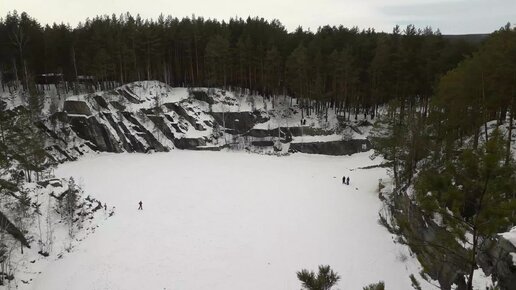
[363,281,385,290]
[409,274,422,290]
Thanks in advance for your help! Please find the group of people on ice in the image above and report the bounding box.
[135,175,352,211]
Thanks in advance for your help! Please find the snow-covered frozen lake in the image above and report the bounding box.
[30,151,423,290]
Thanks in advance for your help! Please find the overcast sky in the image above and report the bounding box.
[2,0,515,34]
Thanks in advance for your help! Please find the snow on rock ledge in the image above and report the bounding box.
[37,81,375,158]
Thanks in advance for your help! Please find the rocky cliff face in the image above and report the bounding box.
[31,81,373,161]
[289,139,371,155]
[478,233,516,290]
[382,186,516,290]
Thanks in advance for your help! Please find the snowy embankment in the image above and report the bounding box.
[0,177,111,289]
[25,151,428,290]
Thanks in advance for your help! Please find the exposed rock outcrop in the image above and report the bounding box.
[191,91,214,104]
[0,210,30,248]
[210,111,269,134]
[32,81,375,158]
[478,237,516,290]
[67,115,122,152]
[385,193,468,290]
[289,139,371,155]
[63,100,92,115]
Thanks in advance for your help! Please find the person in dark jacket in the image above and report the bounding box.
[138,201,143,210]
[342,176,346,184]
[346,177,350,185]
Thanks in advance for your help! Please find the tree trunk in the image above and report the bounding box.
[72,46,79,81]
[132,39,139,81]
[506,104,514,165]
[466,231,477,290]
[119,49,124,84]
[190,52,195,86]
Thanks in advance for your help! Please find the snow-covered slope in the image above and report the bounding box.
[25,150,429,290]
[0,177,112,288]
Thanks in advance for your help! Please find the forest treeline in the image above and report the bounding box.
[1,11,477,112]
[372,25,516,290]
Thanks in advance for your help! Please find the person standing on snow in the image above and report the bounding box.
[346,177,350,185]
[342,176,346,184]
[138,201,143,210]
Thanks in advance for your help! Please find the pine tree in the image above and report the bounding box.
[286,43,308,101]
[415,128,516,290]
[297,265,340,290]
[264,45,282,97]
[8,110,47,182]
[62,177,81,239]
[204,35,229,87]
[0,101,11,170]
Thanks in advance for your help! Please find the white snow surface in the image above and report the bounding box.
[26,151,427,290]
[291,134,344,143]
[501,226,516,248]
[510,253,516,266]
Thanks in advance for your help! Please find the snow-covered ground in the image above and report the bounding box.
[502,227,516,266]
[26,151,427,290]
